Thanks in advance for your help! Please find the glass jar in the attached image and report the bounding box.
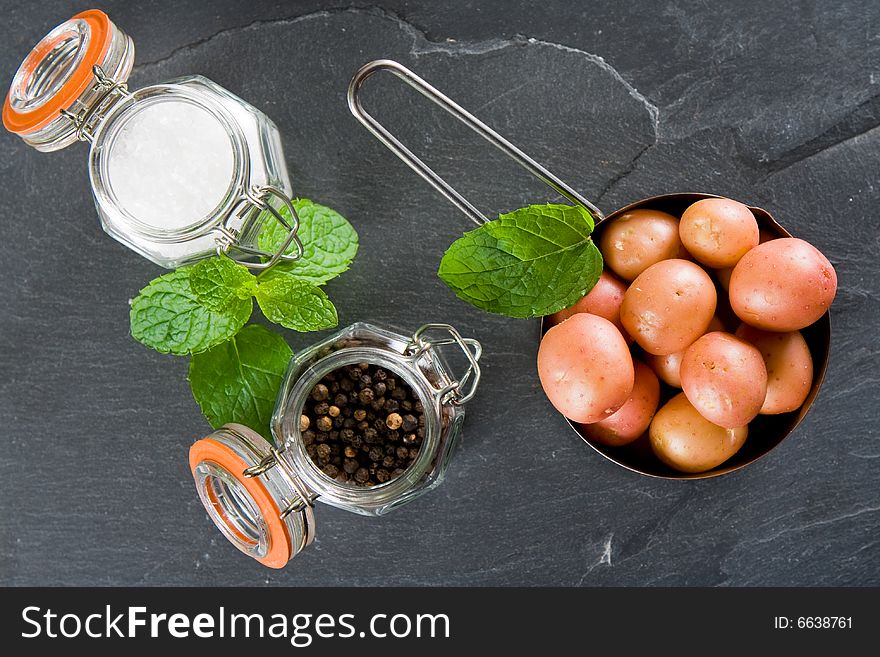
[3,9,301,270]
[189,322,483,568]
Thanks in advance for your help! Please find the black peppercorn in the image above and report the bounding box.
[401,414,418,432]
[300,363,425,488]
[386,413,403,430]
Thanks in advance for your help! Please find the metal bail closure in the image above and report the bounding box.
[215,185,305,271]
[59,64,131,143]
[407,324,482,405]
[347,59,605,226]
[189,423,316,568]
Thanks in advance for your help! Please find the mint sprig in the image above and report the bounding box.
[438,203,603,318]
[128,198,357,433]
[190,256,257,311]
[188,324,293,434]
[130,269,252,355]
[258,199,359,285]
[255,274,338,332]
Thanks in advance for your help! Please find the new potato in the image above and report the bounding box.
[581,361,660,446]
[537,313,634,424]
[729,238,837,331]
[679,198,759,268]
[598,209,685,281]
[735,325,813,414]
[650,392,749,473]
[680,331,768,428]
[550,269,629,339]
[645,316,725,387]
[621,259,717,355]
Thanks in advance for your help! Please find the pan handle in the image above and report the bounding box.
[347,59,604,226]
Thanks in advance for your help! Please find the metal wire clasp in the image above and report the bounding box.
[242,446,318,520]
[347,59,605,226]
[60,65,132,143]
[217,185,305,271]
[407,323,482,405]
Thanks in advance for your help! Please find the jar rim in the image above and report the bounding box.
[277,346,445,509]
[89,84,249,242]
[3,10,114,134]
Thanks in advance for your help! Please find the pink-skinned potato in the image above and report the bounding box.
[650,392,748,473]
[679,198,759,268]
[581,360,660,446]
[729,238,837,331]
[735,324,813,414]
[680,331,767,428]
[598,209,684,281]
[549,269,630,340]
[538,313,634,424]
[621,259,717,355]
[645,316,725,387]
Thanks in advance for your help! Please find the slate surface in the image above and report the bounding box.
[0,1,877,586]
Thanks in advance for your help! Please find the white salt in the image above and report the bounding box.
[107,98,235,231]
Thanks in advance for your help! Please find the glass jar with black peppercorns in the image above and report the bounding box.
[188,322,482,568]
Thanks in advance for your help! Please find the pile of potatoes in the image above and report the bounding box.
[538,197,837,474]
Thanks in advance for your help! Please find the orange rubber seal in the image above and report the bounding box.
[3,10,114,134]
[189,438,293,569]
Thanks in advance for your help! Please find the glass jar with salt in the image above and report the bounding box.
[3,9,301,270]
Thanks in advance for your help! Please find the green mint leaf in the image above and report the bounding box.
[255,274,338,332]
[130,269,252,355]
[188,324,293,434]
[438,203,602,318]
[258,198,358,285]
[189,256,257,312]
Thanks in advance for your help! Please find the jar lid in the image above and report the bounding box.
[3,9,134,149]
[189,424,316,569]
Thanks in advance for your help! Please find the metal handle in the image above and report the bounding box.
[218,185,305,271]
[347,59,604,226]
[407,323,482,405]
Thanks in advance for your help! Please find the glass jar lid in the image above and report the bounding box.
[190,424,316,569]
[3,9,134,151]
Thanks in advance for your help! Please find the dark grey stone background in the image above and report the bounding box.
[0,1,877,586]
